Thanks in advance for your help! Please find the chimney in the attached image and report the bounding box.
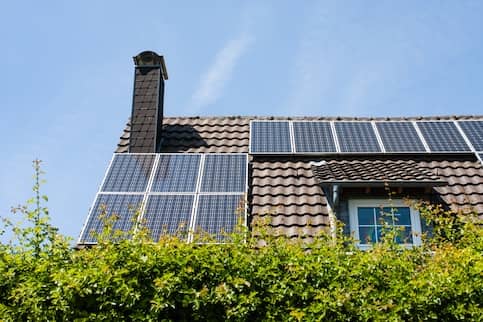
[129,51,168,153]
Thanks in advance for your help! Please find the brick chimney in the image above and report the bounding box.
[129,51,168,153]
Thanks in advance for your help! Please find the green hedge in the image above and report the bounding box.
[0,162,481,321]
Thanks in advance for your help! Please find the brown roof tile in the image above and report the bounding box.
[420,160,483,214]
[251,158,330,237]
[159,117,249,153]
[311,159,445,186]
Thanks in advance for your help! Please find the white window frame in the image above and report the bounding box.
[348,199,422,250]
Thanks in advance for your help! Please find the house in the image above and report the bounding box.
[77,51,483,248]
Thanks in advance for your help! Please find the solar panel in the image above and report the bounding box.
[143,195,194,241]
[335,122,381,152]
[250,121,292,153]
[101,154,155,192]
[194,194,243,241]
[151,154,200,192]
[293,122,337,153]
[201,154,246,192]
[80,194,144,243]
[417,122,471,152]
[375,122,426,152]
[458,121,483,151]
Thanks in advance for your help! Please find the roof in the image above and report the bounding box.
[311,159,447,187]
[116,115,483,237]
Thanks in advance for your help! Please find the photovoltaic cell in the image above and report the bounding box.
[151,154,201,192]
[194,195,243,241]
[80,194,144,243]
[335,122,381,153]
[458,121,483,151]
[375,122,426,152]
[293,122,337,153]
[417,122,470,152]
[201,154,246,192]
[143,195,194,241]
[101,154,155,192]
[250,121,292,153]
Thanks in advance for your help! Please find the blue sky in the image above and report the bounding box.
[1,1,483,241]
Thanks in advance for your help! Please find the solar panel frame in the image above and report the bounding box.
[334,121,382,153]
[79,193,144,244]
[250,120,293,154]
[416,121,471,152]
[371,121,386,153]
[457,120,483,151]
[292,121,338,153]
[375,121,427,153]
[101,153,156,192]
[193,194,244,242]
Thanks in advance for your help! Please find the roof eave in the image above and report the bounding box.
[319,180,447,188]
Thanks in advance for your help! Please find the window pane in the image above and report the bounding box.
[395,226,413,244]
[395,207,411,225]
[359,227,376,244]
[358,207,375,225]
[379,207,411,225]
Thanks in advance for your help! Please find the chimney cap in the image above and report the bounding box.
[133,51,168,80]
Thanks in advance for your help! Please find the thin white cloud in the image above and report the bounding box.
[191,32,253,110]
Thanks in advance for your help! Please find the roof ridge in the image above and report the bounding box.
[162,115,483,121]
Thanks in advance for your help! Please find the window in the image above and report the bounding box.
[348,199,422,249]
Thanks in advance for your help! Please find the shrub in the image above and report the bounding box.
[0,162,481,321]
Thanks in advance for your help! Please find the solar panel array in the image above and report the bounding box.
[250,120,483,154]
[79,153,247,244]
